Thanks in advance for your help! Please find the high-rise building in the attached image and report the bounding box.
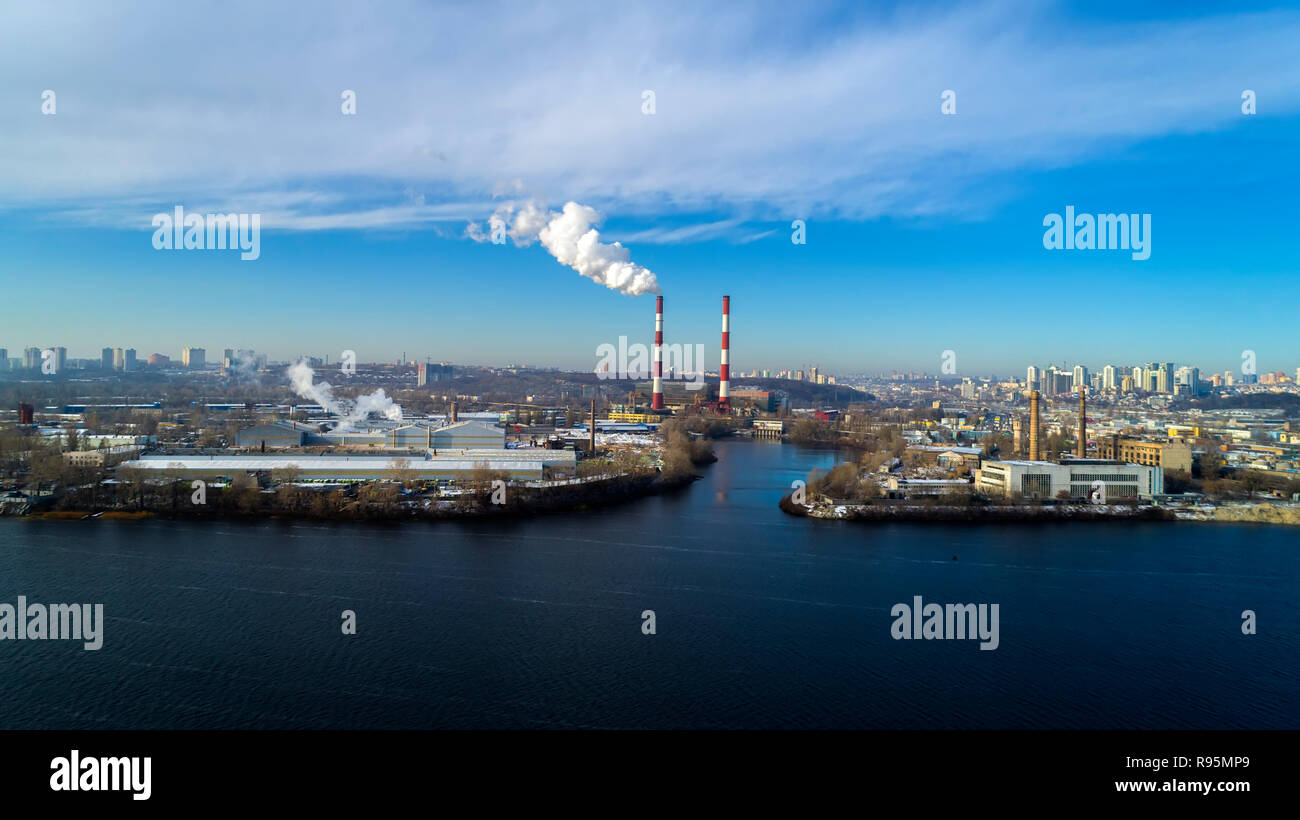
[1072,365,1088,390]
[182,347,206,369]
[1156,362,1173,394]
[53,346,67,374]
[417,363,428,387]
[101,348,114,369]
[1102,365,1117,390]
[1140,362,1165,392]
[1026,365,1039,392]
[0,349,7,371]
[1224,370,1235,387]
[23,347,41,370]
[113,348,125,370]
[124,349,137,371]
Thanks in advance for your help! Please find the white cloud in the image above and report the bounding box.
[2,0,1297,236]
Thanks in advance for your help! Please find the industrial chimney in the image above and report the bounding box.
[651,295,665,410]
[588,399,597,455]
[450,401,458,423]
[1076,386,1087,458]
[1028,390,1041,461]
[718,295,731,413]
[1012,416,1023,456]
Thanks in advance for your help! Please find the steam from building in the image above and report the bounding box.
[468,200,660,297]
[286,360,402,431]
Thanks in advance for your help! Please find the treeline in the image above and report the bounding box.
[47,469,694,521]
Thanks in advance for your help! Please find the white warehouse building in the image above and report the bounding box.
[975,459,1161,501]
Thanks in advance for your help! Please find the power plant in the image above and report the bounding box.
[627,292,735,417]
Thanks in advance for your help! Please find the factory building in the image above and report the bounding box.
[607,408,668,425]
[728,389,776,412]
[118,449,576,482]
[1095,435,1193,474]
[235,421,312,449]
[634,379,714,408]
[234,419,506,451]
[975,459,1161,500]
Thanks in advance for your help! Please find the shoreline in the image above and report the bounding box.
[779,495,1300,526]
[17,471,699,524]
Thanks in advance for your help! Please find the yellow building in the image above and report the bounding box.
[608,408,670,424]
[1096,436,1192,473]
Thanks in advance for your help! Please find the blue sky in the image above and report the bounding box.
[1,0,1297,377]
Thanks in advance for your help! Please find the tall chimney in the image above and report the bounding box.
[1028,390,1041,461]
[589,399,597,455]
[718,295,731,413]
[1012,416,1023,456]
[1076,386,1087,458]
[450,401,458,423]
[651,295,664,410]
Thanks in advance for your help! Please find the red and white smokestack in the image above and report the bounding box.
[651,295,665,410]
[718,295,731,412]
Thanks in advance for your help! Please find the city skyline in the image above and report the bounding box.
[3,1,1299,372]
[7,337,1300,391]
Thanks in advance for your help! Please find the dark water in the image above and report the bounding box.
[0,440,1295,729]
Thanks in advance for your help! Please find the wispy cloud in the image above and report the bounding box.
[2,0,1297,234]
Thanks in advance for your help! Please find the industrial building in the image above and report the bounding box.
[118,448,576,482]
[233,419,506,450]
[234,421,312,448]
[883,477,972,499]
[975,459,1161,500]
[634,379,714,408]
[607,408,669,425]
[1095,435,1193,474]
[728,389,776,412]
[128,413,569,481]
[904,445,983,471]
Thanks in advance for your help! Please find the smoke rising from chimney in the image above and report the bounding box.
[468,200,660,297]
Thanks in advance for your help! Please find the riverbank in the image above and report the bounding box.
[27,471,698,523]
[780,494,1300,525]
[780,496,1174,522]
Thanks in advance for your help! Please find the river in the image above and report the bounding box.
[0,439,1295,729]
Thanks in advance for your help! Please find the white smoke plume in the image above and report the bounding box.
[224,351,261,384]
[286,360,402,431]
[468,200,660,296]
